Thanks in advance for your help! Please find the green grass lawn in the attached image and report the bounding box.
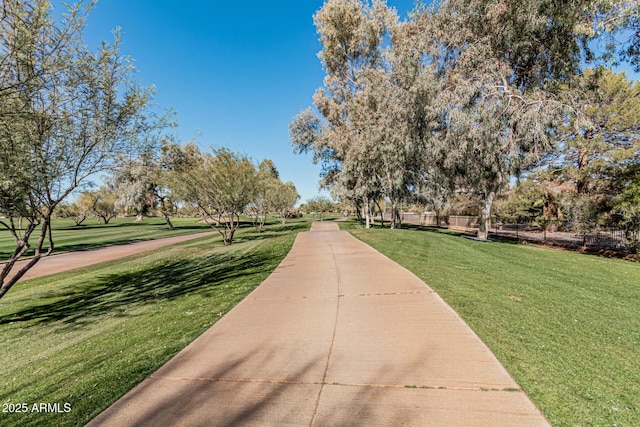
[0,218,311,427]
[340,219,640,426]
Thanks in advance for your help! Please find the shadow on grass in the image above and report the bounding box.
[55,222,212,231]
[236,221,311,243]
[0,243,277,328]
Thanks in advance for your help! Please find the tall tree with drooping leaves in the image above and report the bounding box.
[292,0,389,228]
[0,0,159,299]
[113,139,179,229]
[414,0,571,239]
[292,0,438,229]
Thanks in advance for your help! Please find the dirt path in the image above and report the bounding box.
[6,232,215,283]
[89,222,549,426]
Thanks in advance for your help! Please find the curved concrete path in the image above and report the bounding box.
[88,222,549,426]
[7,232,215,283]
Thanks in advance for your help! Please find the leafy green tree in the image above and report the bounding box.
[112,139,178,228]
[291,0,437,230]
[292,1,383,227]
[497,176,564,240]
[72,191,100,226]
[0,0,156,299]
[543,67,640,235]
[559,68,640,195]
[92,186,119,224]
[271,181,300,224]
[421,0,568,239]
[306,196,335,221]
[247,160,300,230]
[612,179,640,252]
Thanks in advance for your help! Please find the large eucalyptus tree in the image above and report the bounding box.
[291,0,437,228]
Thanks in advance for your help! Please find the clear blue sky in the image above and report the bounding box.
[64,1,637,205]
[70,0,418,205]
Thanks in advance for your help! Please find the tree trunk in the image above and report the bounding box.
[478,190,496,240]
[394,205,402,228]
[159,198,174,230]
[576,132,592,195]
[0,239,31,299]
[390,197,398,229]
[387,172,398,229]
[374,199,385,227]
[163,212,174,230]
[74,215,86,226]
[0,216,54,300]
[354,199,363,222]
[364,196,371,229]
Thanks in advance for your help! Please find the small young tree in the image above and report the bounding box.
[178,147,258,245]
[247,159,279,233]
[271,181,300,224]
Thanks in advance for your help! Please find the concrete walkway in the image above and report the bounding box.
[88,222,549,426]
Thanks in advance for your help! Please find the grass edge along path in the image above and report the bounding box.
[0,219,310,427]
[340,220,640,427]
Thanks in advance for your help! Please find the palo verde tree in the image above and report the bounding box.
[246,160,300,231]
[0,0,158,299]
[271,181,300,224]
[177,146,258,246]
[247,159,279,232]
[70,191,99,226]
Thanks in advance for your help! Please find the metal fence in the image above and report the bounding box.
[400,213,637,253]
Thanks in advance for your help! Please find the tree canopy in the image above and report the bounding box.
[292,0,639,240]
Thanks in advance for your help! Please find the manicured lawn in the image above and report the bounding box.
[341,220,640,426]
[0,217,213,261]
[0,218,311,427]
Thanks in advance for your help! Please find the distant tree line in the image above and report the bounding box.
[55,143,301,246]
